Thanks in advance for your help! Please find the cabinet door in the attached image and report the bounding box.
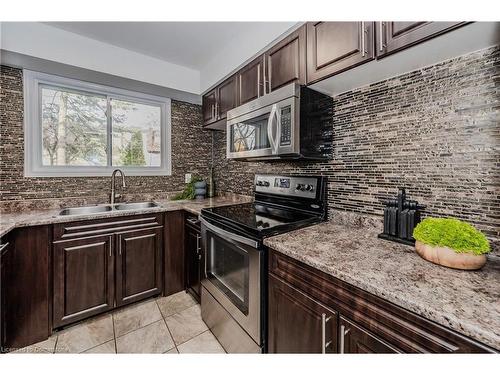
[216,75,238,121]
[164,211,185,296]
[376,21,466,57]
[268,274,338,353]
[53,235,114,328]
[185,224,202,302]
[202,89,217,125]
[237,56,264,105]
[307,22,374,84]
[0,239,11,351]
[115,227,163,307]
[265,26,306,93]
[339,316,400,353]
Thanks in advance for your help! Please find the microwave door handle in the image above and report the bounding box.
[200,218,259,249]
[274,107,281,154]
[267,104,277,153]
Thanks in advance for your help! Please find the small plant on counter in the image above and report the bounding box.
[413,217,490,255]
[172,176,203,200]
[413,217,490,270]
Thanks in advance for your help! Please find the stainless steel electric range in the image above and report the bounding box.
[199,174,327,353]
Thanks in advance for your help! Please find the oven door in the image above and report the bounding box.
[226,96,298,159]
[200,218,262,344]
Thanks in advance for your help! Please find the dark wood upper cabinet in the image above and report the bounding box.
[376,21,467,57]
[307,22,374,84]
[115,227,163,307]
[265,26,306,92]
[53,234,115,328]
[185,214,202,302]
[339,316,400,353]
[216,75,238,121]
[237,55,264,106]
[202,75,239,129]
[268,274,338,353]
[202,89,217,126]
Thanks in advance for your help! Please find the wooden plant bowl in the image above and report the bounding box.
[415,241,487,270]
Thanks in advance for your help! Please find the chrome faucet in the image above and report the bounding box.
[110,169,126,205]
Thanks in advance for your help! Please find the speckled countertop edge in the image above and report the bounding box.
[264,221,500,351]
[0,195,253,238]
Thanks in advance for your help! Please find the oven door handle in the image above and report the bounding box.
[200,217,259,249]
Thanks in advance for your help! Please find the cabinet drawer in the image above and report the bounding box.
[54,213,163,241]
[269,249,495,353]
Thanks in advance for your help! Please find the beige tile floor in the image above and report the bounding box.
[11,291,226,354]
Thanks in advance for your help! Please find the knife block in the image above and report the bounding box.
[378,188,425,246]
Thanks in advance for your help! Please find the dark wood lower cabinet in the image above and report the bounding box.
[115,227,163,306]
[0,237,12,352]
[53,214,164,329]
[268,249,496,353]
[268,274,338,353]
[339,316,399,353]
[2,226,50,351]
[185,215,202,302]
[53,235,114,328]
[164,211,185,296]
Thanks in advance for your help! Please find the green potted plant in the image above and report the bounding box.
[413,217,491,270]
[171,176,203,200]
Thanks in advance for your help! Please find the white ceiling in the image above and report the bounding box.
[45,22,291,70]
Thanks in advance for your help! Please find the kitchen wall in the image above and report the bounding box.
[213,46,500,252]
[0,65,212,211]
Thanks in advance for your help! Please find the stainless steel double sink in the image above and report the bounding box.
[58,201,160,216]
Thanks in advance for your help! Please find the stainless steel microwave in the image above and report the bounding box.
[226,83,333,161]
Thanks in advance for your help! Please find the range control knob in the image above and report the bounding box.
[295,184,305,191]
[305,184,315,192]
[263,181,270,187]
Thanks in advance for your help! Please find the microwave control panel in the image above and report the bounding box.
[279,106,292,146]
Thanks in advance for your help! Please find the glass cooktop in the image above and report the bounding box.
[202,202,319,235]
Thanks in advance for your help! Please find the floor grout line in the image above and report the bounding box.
[111,313,118,354]
[155,298,178,353]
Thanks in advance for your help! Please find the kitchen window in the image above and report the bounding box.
[24,70,171,176]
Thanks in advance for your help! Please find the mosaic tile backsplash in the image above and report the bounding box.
[1,46,499,252]
[0,65,212,210]
[212,46,500,253]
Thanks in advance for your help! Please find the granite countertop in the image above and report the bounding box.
[0,195,252,238]
[264,220,500,350]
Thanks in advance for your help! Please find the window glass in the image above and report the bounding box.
[111,99,162,167]
[41,86,107,166]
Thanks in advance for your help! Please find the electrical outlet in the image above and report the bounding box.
[185,173,192,183]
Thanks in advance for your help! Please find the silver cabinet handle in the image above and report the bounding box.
[263,55,268,95]
[0,242,9,253]
[204,239,208,278]
[257,63,261,97]
[379,22,386,52]
[196,234,201,254]
[119,237,122,256]
[187,217,200,225]
[215,101,219,119]
[109,236,113,257]
[361,21,366,57]
[321,313,332,354]
[340,324,350,354]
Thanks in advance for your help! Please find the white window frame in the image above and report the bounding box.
[24,70,172,177]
